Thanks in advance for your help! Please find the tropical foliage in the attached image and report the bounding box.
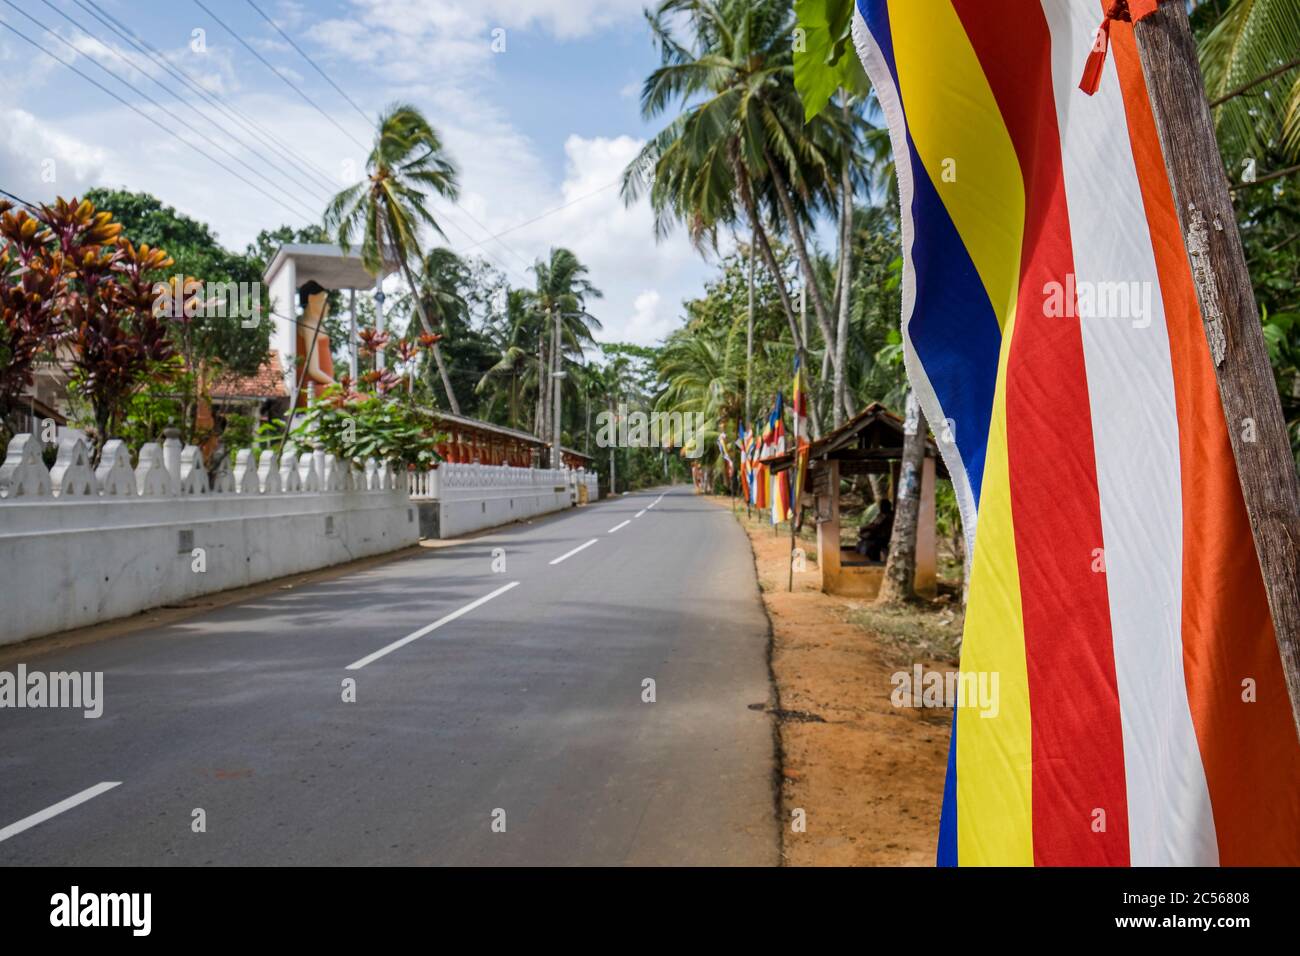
[0,197,175,459]
[289,384,445,471]
[326,103,463,412]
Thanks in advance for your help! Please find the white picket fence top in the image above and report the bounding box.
[0,433,405,501]
[410,462,598,504]
[0,433,601,507]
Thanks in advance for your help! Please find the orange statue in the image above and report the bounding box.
[295,280,334,406]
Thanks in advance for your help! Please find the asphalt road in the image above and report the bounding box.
[0,486,779,865]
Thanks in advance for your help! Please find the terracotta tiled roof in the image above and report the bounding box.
[208,351,288,400]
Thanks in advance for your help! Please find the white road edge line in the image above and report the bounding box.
[550,538,599,565]
[608,520,631,533]
[0,781,121,844]
[346,581,521,670]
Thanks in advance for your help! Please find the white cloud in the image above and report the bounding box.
[482,134,708,347]
[2,1,707,349]
[625,290,676,343]
[0,109,107,203]
[309,0,648,80]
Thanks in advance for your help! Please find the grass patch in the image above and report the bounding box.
[845,601,963,668]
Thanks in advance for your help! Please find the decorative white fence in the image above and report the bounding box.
[0,434,406,499]
[0,434,418,646]
[408,462,600,538]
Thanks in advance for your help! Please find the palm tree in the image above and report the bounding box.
[624,0,854,437]
[325,103,463,412]
[396,247,472,406]
[593,355,631,494]
[528,248,603,450]
[832,105,895,424]
[1199,0,1300,177]
[476,288,533,428]
[626,1,800,348]
[656,319,743,478]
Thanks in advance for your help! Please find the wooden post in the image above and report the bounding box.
[1133,2,1300,735]
[788,475,798,592]
[816,460,842,595]
[914,455,937,599]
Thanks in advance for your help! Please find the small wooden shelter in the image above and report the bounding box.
[766,403,947,599]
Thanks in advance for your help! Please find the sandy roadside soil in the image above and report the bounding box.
[721,498,959,866]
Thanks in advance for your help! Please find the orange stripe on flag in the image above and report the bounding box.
[1111,19,1300,865]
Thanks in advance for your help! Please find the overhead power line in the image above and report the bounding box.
[191,0,370,151]
[244,0,373,128]
[228,0,541,275]
[0,187,36,207]
[70,0,342,198]
[0,13,317,223]
[455,179,623,254]
[36,0,335,208]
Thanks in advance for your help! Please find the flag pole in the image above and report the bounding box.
[1133,2,1300,736]
[788,382,799,592]
[788,487,797,590]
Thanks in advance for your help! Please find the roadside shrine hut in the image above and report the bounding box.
[765,402,947,599]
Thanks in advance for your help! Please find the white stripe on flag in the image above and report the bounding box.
[1045,0,1217,866]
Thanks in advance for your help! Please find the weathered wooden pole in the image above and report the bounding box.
[1133,1,1300,736]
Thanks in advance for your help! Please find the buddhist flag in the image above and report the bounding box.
[753,415,769,511]
[791,356,810,510]
[766,392,790,524]
[744,423,760,506]
[718,431,735,482]
[853,0,1300,865]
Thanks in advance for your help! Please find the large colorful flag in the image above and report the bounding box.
[717,430,735,483]
[752,415,770,511]
[748,421,759,504]
[768,391,786,458]
[767,392,790,524]
[742,423,759,506]
[853,0,1300,865]
[791,357,810,511]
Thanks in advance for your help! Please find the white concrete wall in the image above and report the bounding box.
[410,463,595,538]
[0,434,417,646]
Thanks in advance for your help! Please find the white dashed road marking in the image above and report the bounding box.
[0,782,121,844]
[549,538,599,566]
[347,582,521,670]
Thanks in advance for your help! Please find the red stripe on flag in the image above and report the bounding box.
[1110,20,1300,864]
[956,0,1130,865]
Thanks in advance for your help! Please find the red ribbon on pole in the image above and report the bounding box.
[1079,0,1162,96]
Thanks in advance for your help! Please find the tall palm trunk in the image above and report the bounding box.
[733,155,823,438]
[608,392,617,495]
[877,393,926,604]
[551,307,562,468]
[745,238,754,423]
[385,220,461,413]
[833,109,855,427]
[536,329,547,438]
[765,149,841,394]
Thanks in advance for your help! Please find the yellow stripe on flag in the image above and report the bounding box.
[956,307,1033,866]
[887,0,1025,330]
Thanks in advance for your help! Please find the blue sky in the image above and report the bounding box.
[0,0,717,344]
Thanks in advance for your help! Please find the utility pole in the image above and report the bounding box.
[1134,2,1300,736]
[373,282,386,372]
[551,306,563,470]
[799,281,808,353]
[608,392,617,496]
[746,237,755,425]
[348,288,358,381]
